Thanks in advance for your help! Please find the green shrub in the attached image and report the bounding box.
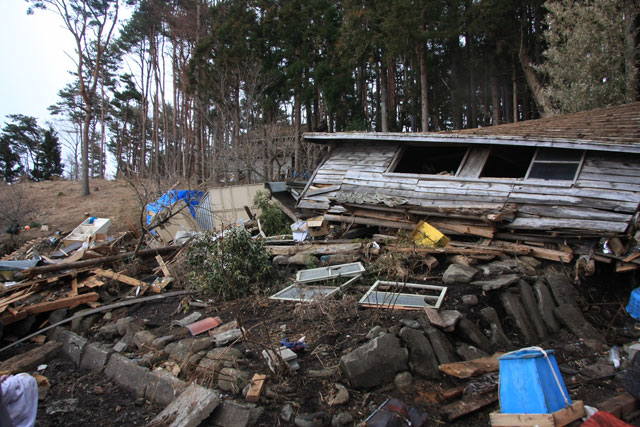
[186,228,275,300]
[253,191,291,236]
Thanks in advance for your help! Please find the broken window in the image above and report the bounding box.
[480,146,536,179]
[392,145,468,176]
[526,148,583,181]
[271,263,364,302]
[358,281,447,310]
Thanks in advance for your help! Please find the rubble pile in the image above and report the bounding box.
[1,195,640,427]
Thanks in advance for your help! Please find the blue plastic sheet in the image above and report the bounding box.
[146,190,204,225]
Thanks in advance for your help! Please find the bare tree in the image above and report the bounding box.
[29,0,120,196]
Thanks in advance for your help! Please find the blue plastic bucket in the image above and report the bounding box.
[499,349,572,414]
[626,287,640,320]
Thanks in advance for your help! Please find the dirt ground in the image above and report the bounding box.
[1,178,640,426]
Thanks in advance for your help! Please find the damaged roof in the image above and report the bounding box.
[305,102,640,153]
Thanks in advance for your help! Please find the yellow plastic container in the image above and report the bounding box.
[411,220,450,248]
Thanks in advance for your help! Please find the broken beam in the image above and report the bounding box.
[24,245,181,277]
[92,269,146,287]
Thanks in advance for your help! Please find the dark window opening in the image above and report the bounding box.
[527,148,582,181]
[393,146,468,175]
[480,146,536,178]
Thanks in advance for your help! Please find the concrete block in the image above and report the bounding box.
[145,369,186,406]
[80,342,112,371]
[209,401,262,427]
[61,330,88,367]
[150,383,220,427]
[104,354,149,398]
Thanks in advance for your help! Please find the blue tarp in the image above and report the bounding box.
[146,190,204,225]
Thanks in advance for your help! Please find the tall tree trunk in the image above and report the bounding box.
[82,110,91,196]
[294,91,301,177]
[490,71,501,126]
[467,33,477,128]
[519,33,554,117]
[418,43,429,132]
[99,73,106,179]
[380,62,389,132]
[623,0,638,102]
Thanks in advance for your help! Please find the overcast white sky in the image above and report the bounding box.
[0,1,76,127]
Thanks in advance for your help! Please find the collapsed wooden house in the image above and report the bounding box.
[297,102,640,241]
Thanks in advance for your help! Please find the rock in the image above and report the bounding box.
[500,291,537,345]
[447,255,476,267]
[133,330,157,350]
[462,295,478,306]
[456,317,492,353]
[399,327,439,379]
[331,411,354,427]
[288,253,318,266]
[340,334,408,388]
[533,281,560,333]
[307,367,339,378]
[281,403,295,422]
[442,264,478,285]
[97,323,120,341]
[545,271,579,308]
[329,383,349,406]
[400,319,421,329]
[113,340,128,353]
[580,362,615,379]
[191,337,215,353]
[152,335,177,350]
[149,383,220,427]
[517,280,547,340]
[116,317,136,336]
[394,371,413,388]
[173,312,202,327]
[472,274,520,291]
[272,255,290,265]
[166,338,197,364]
[554,304,604,344]
[217,368,250,394]
[456,343,489,361]
[45,398,78,415]
[295,412,327,427]
[519,256,542,270]
[365,326,386,340]
[426,309,462,332]
[424,327,457,364]
[209,400,262,427]
[479,307,512,350]
[213,329,243,346]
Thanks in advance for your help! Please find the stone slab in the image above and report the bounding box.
[517,280,547,340]
[425,326,457,365]
[456,317,492,353]
[554,304,603,343]
[104,354,149,398]
[479,307,512,350]
[149,383,220,427]
[471,274,520,291]
[399,327,439,379]
[61,330,88,367]
[80,342,112,371]
[500,291,536,345]
[145,369,186,406]
[533,280,560,333]
[545,271,579,307]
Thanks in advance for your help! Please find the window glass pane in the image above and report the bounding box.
[528,163,579,180]
[393,146,467,175]
[535,148,582,162]
[480,146,536,178]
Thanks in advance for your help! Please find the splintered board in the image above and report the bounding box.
[358,280,447,310]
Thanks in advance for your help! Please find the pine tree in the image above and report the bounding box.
[538,0,633,113]
[0,136,22,183]
[31,128,64,181]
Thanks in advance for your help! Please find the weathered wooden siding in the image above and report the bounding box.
[298,145,640,235]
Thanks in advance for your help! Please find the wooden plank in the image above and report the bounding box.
[581,164,640,177]
[616,261,638,272]
[0,341,62,373]
[245,373,267,403]
[92,269,147,287]
[423,307,446,328]
[489,401,584,427]
[505,217,629,234]
[23,292,100,315]
[155,255,172,277]
[579,172,640,184]
[489,242,573,262]
[78,276,105,289]
[70,276,78,297]
[597,393,638,418]
[429,221,495,238]
[517,205,632,222]
[266,242,364,257]
[439,354,504,379]
[575,180,640,192]
[512,184,639,202]
[443,393,497,421]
